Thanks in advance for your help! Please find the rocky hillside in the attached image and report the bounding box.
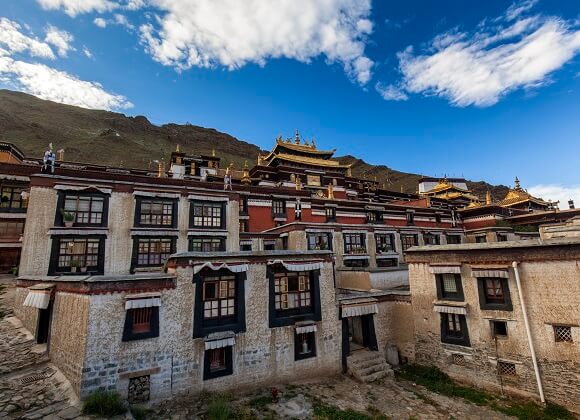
[0,89,508,200]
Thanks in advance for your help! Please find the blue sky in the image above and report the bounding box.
[0,0,579,206]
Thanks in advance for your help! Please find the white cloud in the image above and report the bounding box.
[94,18,108,28]
[0,56,132,110]
[37,0,117,17]
[82,46,94,58]
[528,184,580,210]
[139,0,374,85]
[45,25,75,57]
[380,1,580,106]
[0,18,55,59]
[375,82,408,101]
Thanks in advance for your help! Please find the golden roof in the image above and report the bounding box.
[427,178,470,194]
[496,177,549,207]
[274,139,335,155]
[268,152,349,168]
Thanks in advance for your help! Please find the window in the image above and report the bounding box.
[424,234,440,245]
[366,211,381,224]
[344,233,366,254]
[272,199,286,217]
[132,237,174,270]
[406,211,415,225]
[475,235,487,243]
[203,347,233,380]
[491,320,508,338]
[122,305,160,341]
[193,270,246,338]
[202,276,236,319]
[264,241,276,251]
[240,241,252,251]
[0,221,24,238]
[307,233,332,251]
[295,332,316,360]
[189,237,225,252]
[49,236,104,275]
[376,258,397,267]
[554,326,573,343]
[497,233,508,242]
[325,207,336,222]
[239,220,248,233]
[451,353,466,366]
[375,233,395,253]
[306,175,321,187]
[446,235,461,245]
[400,234,418,251]
[436,273,464,301]
[239,197,248,215]
[477,277,513,311]
[136,198,176,227]
[0,184,27,212]
[440,313,470,346]
[435,213,442,224]
[61,194,106,226]
[269,268,321,328]
[498,361,516,376]
[190,201,224,229]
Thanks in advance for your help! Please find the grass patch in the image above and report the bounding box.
[248,395,272,409]
[313,399,387,420]
[208,395,231,420]
[82,390,126,417]
[397,365,491,405]
[130,405,152,420]
[494,401,574,420]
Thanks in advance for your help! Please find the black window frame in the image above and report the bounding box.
[55,191,109,227]
[497,233,508,242]
[272,198,286,218]
[343,233,366,254]
[239,197,248,216]
[400,234,418,251]
[423,233,440,245]
[325,206,336,222]
[307,232,333,251]
[294,331,317,361]
[240,242,252,251]
[477,277,513,311]
[475,235,487,243]
[406,210,415,225]
[189,236,226,252]
[48,235,106,275]
[189,200,226,230]
[268,267,322,328]
[491,320,508,338]
[440,313,470,347]
[134,197,178,228]
[131,236,176,272]
[0,183,28,213]
[446,234,462,244]
[193,269,246,338]
[435,273,464,301]
[122,306,160,342]
[344,257,369,268]
[366,211,382,224]
[375,233,395,254]
[203,346,233,380]
[376,258,398,268]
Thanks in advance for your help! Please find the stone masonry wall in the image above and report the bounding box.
[374,300,415,363]
[13,287,39,335]
[409,260,580,413]
[79,261,341,401]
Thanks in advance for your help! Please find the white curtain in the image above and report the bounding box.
[267,260,324,271]
[193,262,249,275]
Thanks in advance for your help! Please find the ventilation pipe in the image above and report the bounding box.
[512,261,545,404]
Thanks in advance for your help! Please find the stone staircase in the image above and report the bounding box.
[347,350,394,383]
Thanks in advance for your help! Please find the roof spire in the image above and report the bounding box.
[295,129,300,144]
[486,190,492,205]
[514,176,521,190]
[311,137,316,149]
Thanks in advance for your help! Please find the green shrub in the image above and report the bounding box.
[130,405,151,420]
[496,401,574,420]
[313,401,372,420]
[82,390,126,417]
[208,396,231,420]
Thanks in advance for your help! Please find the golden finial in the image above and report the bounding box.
[295,129,300,144]
[295,175,301,191]
[212,148,216,157]
[257,154,264,166]
[311,137,316,149]
[176,144,180,152]
[514,176,521,190]
[346,165,352,177]
[327,183,334,199]
[486,190,492,205]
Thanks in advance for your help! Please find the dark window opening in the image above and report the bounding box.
[366,211,382,224]
[295,331,316,360]
[343,233,366,254]
[272,199,286,217]
[344,258,369,268]
[435,214,442,224]
[203,347,233,380]
[554,325,573,343]
[424,234,440,245]
[190,201,225,229]
[497,233,508,242]
[0,185,27,212]
[440,313,470,347]
[491,320,508,338]
[325,207,336,222]
[375,233,395,253]
[436,273,464,301]
[308,233,332,251]
[446,235,461,244]
[376,258,397,268]
[239,197,248,215]
[406,211,415,225]
[400,234,418,251]
[264,241,276,251]
[240,242,252,251]
[475,235,487,243]
[477,277,512,311]
[122,306,159,341]
[189,237,225,252]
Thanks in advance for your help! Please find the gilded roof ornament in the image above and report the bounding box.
[295,129,300,144]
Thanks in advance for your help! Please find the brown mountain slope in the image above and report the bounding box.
[0,89,508,200]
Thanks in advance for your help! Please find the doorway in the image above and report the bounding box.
[36,303,53,344]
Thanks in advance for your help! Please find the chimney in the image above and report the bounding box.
[569,199,575,209]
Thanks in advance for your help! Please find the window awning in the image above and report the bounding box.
[125,297,161,310]
[471,269,509,278]
[342,255,369,260]
[429,266,461,274]
[23,287,52,309]
[193,262,249,275]
[134,190,180,199]
[433,305,467,315]
[341,303,378,318]
[204,331,235,350]
[267,260,324,272]
[54,184,111,194]
[295,322,317,334]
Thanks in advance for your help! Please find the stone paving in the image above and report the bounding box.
[0,275,513,419]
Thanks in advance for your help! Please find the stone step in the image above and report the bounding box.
[347,350,394,383]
